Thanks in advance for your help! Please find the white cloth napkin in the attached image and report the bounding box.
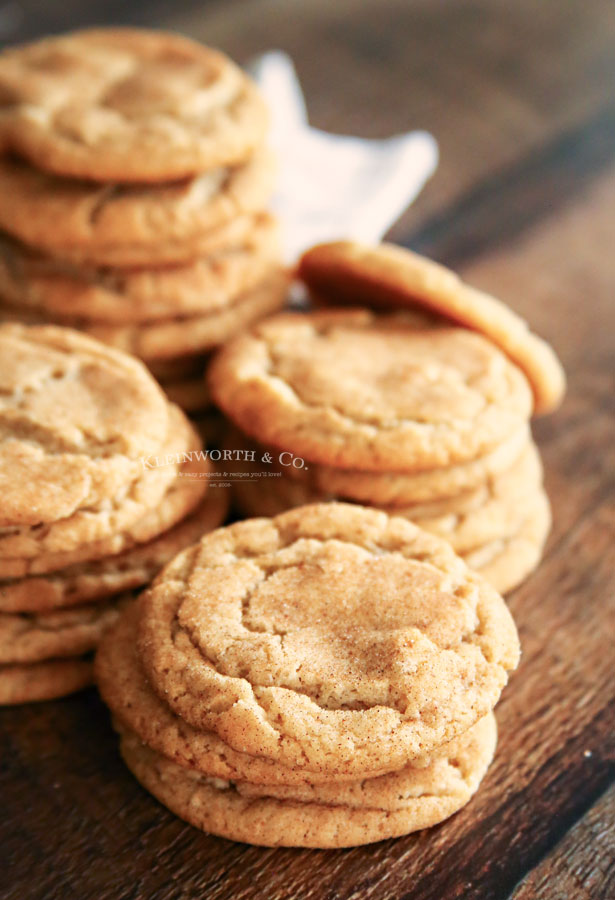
[249,51,439,262]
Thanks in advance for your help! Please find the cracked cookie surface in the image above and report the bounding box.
[208,309,533,472]
[98,603,397,787]
[0,488,227,611]
[0,29,268,182]
[0,403,201,566]
[97,602,459,787]
[138,503,519,776]
[0,323,169,527]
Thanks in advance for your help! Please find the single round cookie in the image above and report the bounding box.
[299,241,565,416]
[119,713,496,848]
[0,594,128,664]
[0,404,201,563]
[0,214,281,323]
[0,655,93,704]
[0,149,275,267]
[208,309,533,472]
[0,29,268,182]
[138,503,519,777]
[463,489,551,594]
[0,323,169,527]
[0,489,228,612]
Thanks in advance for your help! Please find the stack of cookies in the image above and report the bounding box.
[97,503,520,848]
[0,28,288,422]
[209,242,566,595]
[0,323,227,705]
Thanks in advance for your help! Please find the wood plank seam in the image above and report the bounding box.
[405,103,615,266]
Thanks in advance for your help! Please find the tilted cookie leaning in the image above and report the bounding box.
[299,240,566,416]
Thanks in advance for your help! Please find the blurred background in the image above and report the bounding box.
[1,7,614,899]
[1,0,613,259]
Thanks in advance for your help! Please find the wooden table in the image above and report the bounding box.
[2,2,614,898]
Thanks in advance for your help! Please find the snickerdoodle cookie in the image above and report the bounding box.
[0,29,268,182]
[0,403,198,563]
[138,503,519,777]
[0,322,169,527]
[0,320,225,704]
[208,309,533,471]
[98,603,395,788]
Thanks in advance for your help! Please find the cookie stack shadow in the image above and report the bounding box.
[0,28,288,433]
[209,241,566,595]
[0,323,227,705]
[97,503,520,849]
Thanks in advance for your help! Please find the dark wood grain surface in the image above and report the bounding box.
[2,1,614,898]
